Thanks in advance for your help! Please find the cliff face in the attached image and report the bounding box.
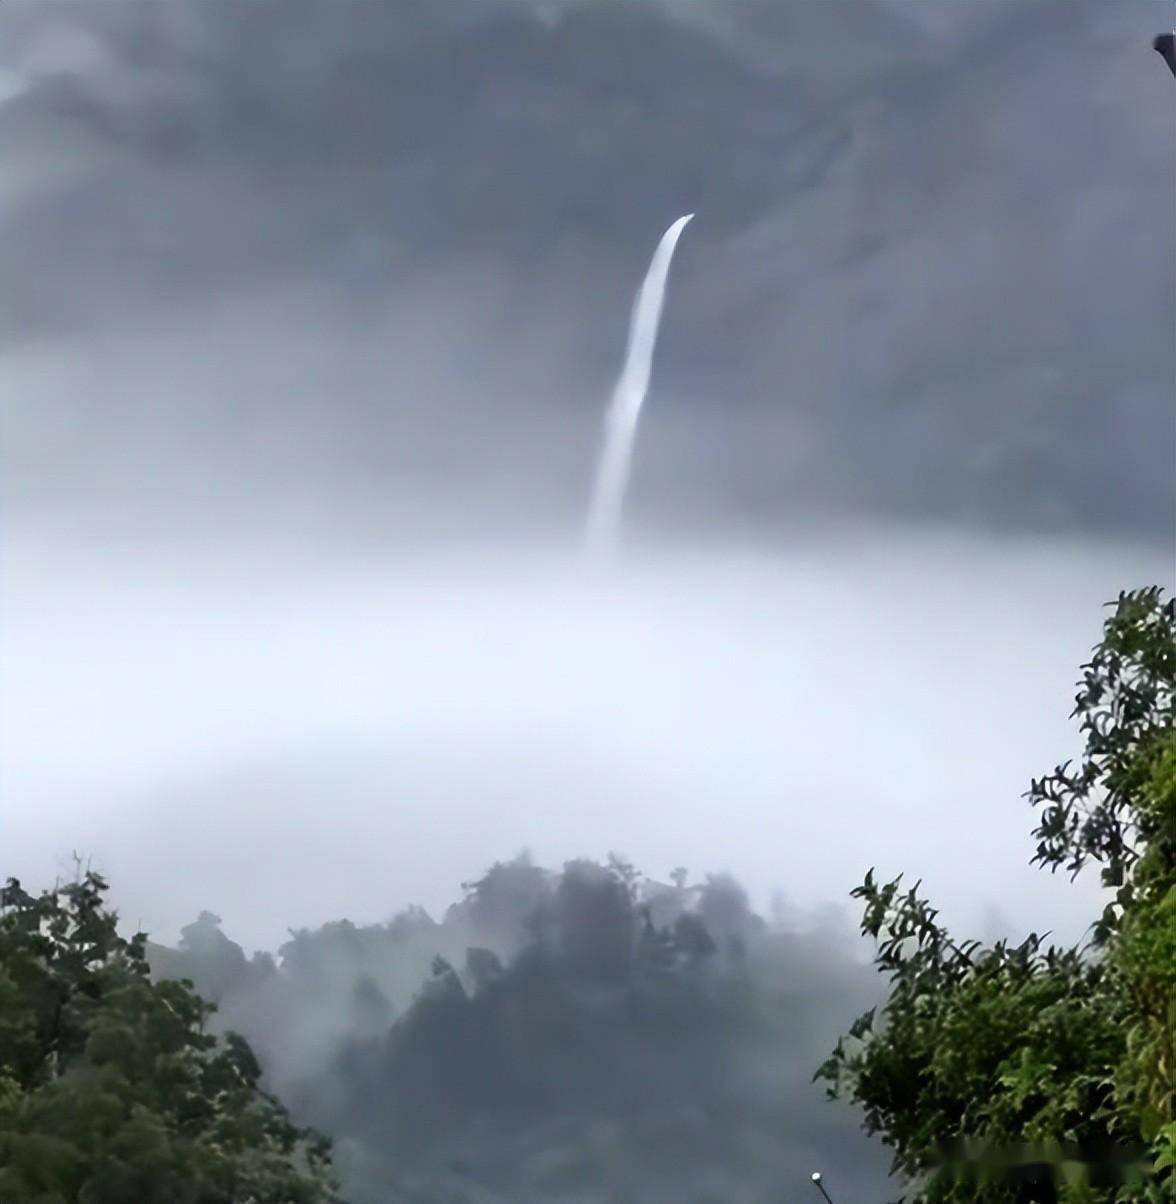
[2,0,1170,538]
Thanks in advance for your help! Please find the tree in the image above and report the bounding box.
[819,587,1175,1203]
[0,868,340,1203]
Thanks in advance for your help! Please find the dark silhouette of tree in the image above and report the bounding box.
[151,861,887,1200]
[555,859,637,982]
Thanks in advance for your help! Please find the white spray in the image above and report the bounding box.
[585,213,694,552]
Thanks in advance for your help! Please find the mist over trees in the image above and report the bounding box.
[148,857,888,1202]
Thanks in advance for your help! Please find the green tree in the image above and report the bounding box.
[0,868,340,1203]
[819,588,1175,1202]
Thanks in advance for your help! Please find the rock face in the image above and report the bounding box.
[1,0,1171,538]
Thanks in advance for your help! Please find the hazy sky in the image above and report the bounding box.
[1,0,1173,952]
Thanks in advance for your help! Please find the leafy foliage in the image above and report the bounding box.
[0,869,339,1203]
[1028,587,1176,889]
[820,588,1176,1202]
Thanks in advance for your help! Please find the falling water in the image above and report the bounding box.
[585,213,694,553]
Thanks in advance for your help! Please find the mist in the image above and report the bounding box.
[4,526,1168,955]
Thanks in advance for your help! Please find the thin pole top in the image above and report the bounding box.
[1155,32,1176,78]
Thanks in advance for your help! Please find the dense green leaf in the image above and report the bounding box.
[821,589,1176,1203]
[0,870,341,1203]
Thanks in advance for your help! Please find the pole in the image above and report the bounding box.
[810,1171,836,1204]
[1155,32,1176,79]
